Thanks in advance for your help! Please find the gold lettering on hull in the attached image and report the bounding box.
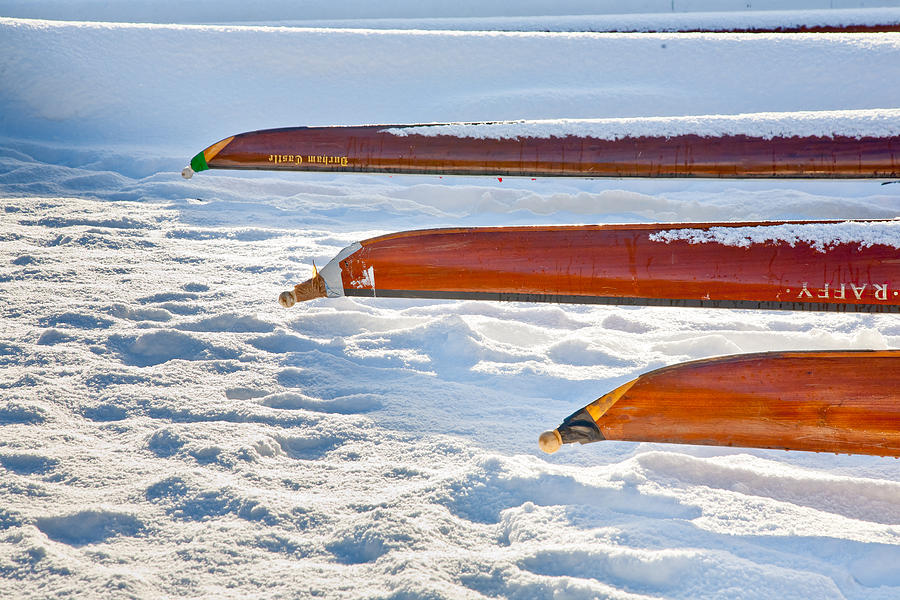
[308,155,349,167]
[267,155,350,167]
[793,282,892,302]
[268,154,304,166]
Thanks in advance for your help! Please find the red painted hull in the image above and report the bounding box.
[296,221,900,313]
[189,123,900,179]
[547,350,900,457]
[648,24,900,33]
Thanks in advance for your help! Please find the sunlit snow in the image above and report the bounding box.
[2,2,900,599]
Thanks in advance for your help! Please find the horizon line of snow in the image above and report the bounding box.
[2,0,900,27]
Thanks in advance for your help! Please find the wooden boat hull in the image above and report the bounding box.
[280,221,900,313]
[657,24,900,34]
[184,112,900,179]
[540,350,900,457]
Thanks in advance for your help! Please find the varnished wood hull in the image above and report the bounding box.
[543,350,900,457]
[282,221,900,313]
[186,118,900,179]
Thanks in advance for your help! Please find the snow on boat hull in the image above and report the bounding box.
[539,350,900,457]
[280,221,900,313]
[184,111,900,179]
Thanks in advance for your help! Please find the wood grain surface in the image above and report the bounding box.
[331,223,900,312]
[586,350,900,456]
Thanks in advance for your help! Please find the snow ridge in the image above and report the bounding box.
[4,6,900,600]
[384,109,900,141]
[649,220,900,252]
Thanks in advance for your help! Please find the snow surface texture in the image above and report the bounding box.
[2,5,900,600]
[5,19,900,149]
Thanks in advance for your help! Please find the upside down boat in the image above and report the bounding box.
[279,220,900,314]
[184,110,900,180]
[540,350,900,457]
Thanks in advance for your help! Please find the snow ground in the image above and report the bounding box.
[2,5,900,599]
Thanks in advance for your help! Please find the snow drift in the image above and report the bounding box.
[2,6,900,600]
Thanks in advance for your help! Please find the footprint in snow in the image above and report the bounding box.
[0,403,46,425]
[107,330,238,367]
[260,391,382,414]
[0,453,58,475]
[35,510,144,546]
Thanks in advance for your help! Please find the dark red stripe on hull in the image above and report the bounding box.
[342,288,900,313]
[202,126,900,178]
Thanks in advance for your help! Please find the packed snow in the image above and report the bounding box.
[649,220,900,252]
[384,109,900,141]
[2,3,900,599]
